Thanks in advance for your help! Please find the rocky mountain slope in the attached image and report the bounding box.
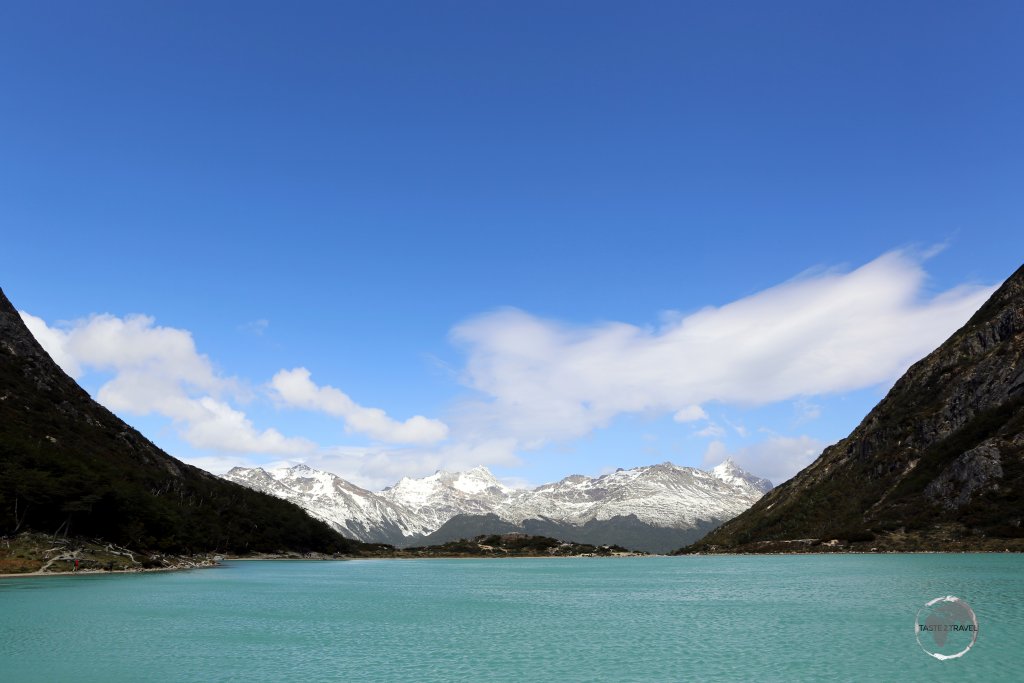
[0,287,354,555]
[224,464,434,545]
[684,263,1024,553]
[224,459,772,553]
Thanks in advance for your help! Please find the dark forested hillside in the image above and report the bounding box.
[0,288,354,554]
[682,263,1024,553]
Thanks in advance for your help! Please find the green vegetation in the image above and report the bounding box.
[401,534,642,557]
[424,512,718,554]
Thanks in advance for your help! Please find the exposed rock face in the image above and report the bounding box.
[924,441,1003,509]
[687,264,1024,551]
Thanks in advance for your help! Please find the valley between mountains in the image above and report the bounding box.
[4,261,1023,566]
[224,460,772,554]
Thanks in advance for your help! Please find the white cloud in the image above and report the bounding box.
[15,250,998,491]
[702,435,827,484]
[179,397,314,454]
[20,311,310,456]
[23,312,230,392]
[19,309,474,489]
[703,441,730,467]
[724,418,748,438]
[240,319,269,336]
[794,397,822,423]
[20,311,83,376]
[449,251,993,445]
[696,422,726,438]
[673,405,708,422]
[269,367,449,444]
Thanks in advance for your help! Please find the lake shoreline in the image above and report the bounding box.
[0,560,219,580]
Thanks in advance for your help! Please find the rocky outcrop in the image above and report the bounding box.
[924,441,1003,509]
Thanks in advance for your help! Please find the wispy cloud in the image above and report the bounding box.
[696,422,726,438]
[239,319,269,336]
[793,397,822,423]
[18,250,997,488]
[672,405,708,423]
[269,367,449,445]
[448,251,993,447]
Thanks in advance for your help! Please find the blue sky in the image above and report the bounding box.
[2,2,1021,489]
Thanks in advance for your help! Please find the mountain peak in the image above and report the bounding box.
[710,459,773,493]
[458,465,501,481]
[711,458,738,475]
[225,458,774,552]
[287,463,315,474]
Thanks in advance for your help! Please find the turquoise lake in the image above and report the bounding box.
[1,554,1022,682]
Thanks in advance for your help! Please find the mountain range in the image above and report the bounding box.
[223,459,772,553]
[686,262,1024,553]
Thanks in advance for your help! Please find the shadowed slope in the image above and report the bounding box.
[682,264,1024,553]
[0,288,354,554]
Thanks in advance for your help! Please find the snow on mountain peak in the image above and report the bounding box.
[453,466,510,494]
[710,459,773,493]
[223,459,773,548]
[377,465,514,527]
[711,458,737,475]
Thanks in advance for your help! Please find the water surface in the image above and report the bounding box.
[1,555,1021,681]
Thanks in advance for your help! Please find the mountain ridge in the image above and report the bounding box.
[683,263,1024,553]
[224,459,772,553]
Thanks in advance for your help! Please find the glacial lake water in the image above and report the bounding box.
[1,554,1022,682]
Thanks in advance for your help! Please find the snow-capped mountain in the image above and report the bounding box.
[380,466,514,530]
[497,461,770,529]
[710,459,773,494]
[223,463,433,544]
[222,459,772,552]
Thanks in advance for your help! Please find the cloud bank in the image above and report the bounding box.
[18,251,996,487]
[449,251,993,447]
[18,312,443,460]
